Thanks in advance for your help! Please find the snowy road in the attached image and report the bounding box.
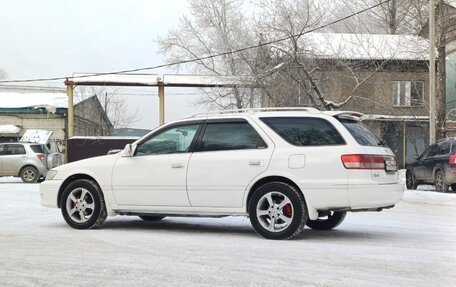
[0,179,455,287]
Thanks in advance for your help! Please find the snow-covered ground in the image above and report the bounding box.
[0,178,455,287]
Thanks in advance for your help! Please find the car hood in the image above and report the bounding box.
[52,153,120,179]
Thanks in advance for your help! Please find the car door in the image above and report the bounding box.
[2,144,26,176]
[186,118,274,208]
[111,122,202,207]
[424,144,439,180]
[413,145,432,180]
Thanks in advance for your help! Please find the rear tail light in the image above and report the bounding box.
[341,154,387,170]
[449,154,456,167]
[36,154,45,162]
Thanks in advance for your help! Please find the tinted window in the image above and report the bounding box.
[5,144,26,155]
[427,144,439,157]
[136,124,200,156]
[200,122,266,152]
[0,145,4,155]
[339,120,382,146]
[260,117,345,146]
[419,147,430,159]
[438,141,451,155]
[30,145,45,154]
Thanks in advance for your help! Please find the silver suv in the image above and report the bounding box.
[0,142,60,183]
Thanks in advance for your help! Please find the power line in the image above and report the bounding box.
[0,0,390,85]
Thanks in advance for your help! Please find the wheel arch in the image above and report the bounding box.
[18,164,38,177]
[246,175,318,219]
[57,174,100,208]
[433,165,445,178]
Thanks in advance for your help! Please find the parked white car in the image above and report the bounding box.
[40,108,404,239]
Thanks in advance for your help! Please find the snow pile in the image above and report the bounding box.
[0,125,21,134]
[0,92,68,112]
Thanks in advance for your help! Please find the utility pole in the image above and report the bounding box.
[429,0,436,144]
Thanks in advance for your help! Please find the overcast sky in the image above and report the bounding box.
[0,0,207,129]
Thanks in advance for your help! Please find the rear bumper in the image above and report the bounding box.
[445,169,456,184]
[40,179,63,208]
[348,182,405,209]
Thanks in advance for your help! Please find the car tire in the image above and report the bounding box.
[306,211,347,230]
[60,179,107,229]
[249,182,307,240]
[20,166,39,183]
[435,170,449,192]
[139,215,166,221]
[405,170,418,190]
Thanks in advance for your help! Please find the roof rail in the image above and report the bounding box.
[189,107,321,118]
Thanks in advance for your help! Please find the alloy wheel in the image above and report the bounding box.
[255,191,294,233]
[23,170,36,182]
[65,188,95,223]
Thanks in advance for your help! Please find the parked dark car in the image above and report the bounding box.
[406,138,456,192]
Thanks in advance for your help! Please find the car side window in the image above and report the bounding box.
[199,122,267,152]
[419,145,432,159]
[260,117,345,146]
[0,145,4,155]
[427,144,439,158]
[438,141,451,155]
[5,144,26,155]
[135,124,200,156]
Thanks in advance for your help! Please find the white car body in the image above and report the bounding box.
[41,109,404,224]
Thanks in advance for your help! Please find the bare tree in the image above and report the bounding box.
[158,0,259,109]
[339,0,428,35]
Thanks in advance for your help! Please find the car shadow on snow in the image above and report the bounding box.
[97,217,400,241]
[102,217,257,238]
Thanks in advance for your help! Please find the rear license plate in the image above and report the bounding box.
[385,159,397,171]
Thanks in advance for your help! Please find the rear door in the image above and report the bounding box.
[413,146,432,180]
[431,141,451,178]
[186,118,273,207]
[424,144,439,180]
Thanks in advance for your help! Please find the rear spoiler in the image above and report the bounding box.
[322,111,364,121]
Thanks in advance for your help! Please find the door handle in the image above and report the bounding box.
[171,163,184,169]
[249,160,262,166]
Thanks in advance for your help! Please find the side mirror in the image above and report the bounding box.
[121,143,135,157]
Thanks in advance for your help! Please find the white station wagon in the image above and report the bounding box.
[40,108,404,239]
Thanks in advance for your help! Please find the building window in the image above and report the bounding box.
[392,81,424,107]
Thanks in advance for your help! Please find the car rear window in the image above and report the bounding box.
[260,117,345,146]
[30,145,45,154]
[339,119,382,146]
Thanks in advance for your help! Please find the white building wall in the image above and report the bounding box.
[0,114,66,149]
